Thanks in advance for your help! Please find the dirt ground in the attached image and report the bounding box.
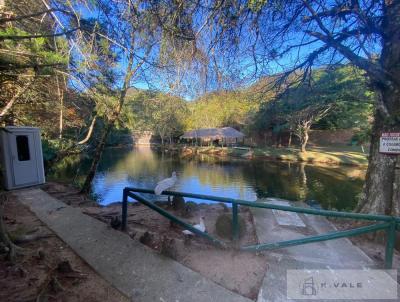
[80,200,267,300]
[0,191,129,302]
[4,181,398,301]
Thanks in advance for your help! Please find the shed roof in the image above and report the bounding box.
[181,127,245,139]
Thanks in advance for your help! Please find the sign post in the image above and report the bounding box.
[379,133,400,154]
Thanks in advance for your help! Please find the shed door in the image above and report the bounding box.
[9,133,38,186]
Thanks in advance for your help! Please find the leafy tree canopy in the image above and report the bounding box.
[123,90,188,143]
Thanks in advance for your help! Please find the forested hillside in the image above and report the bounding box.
[120,65,374,150]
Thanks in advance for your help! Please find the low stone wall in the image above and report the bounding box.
[247,129,357,147]
[308,129,355,146]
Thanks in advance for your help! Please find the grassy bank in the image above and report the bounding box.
[183,145,368,166]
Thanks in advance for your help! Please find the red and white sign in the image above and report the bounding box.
[380,132,400,154]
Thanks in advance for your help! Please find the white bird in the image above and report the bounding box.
[154,171,177,195]
[182,216,206,235]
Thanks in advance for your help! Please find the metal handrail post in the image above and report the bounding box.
[121,188,128,231]
[232,203,239,242]
[385,218,396,269]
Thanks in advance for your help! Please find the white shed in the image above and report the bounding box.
[0,127,45,190]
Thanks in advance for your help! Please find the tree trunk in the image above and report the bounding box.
[45,114,98,170]
[299,127,309,152]
[80,121,113,194]
[80,50,135,194]
[356,95,399,216]
[0,79,33,123]
[77,115,97,145]
[356,2,400,216]
[56,75,64,140]
[288,131,292,148]
[392,156,400,216]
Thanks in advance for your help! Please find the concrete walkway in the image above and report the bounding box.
[250,198,385,302]
[14,188,251,302]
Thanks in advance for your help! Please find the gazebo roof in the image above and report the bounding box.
[181,127,245,139]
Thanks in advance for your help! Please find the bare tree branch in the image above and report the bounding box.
[305,30,388,85]
[77,115,97,145]
[0,8,75,24]
[0,79,34,121]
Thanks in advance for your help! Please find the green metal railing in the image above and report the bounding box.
[121,187,399,269]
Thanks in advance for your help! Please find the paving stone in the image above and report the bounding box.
[251,198,392,302]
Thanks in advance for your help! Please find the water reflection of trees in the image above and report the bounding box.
[241,161,307,201]
[240,160,364,210]
[181,161,247,187]
[48,153,90,186]
[50,147,365,210]
[304,166,364,210]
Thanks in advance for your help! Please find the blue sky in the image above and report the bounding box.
[62,1,376,101]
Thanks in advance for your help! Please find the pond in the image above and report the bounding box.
[49,146,366,210]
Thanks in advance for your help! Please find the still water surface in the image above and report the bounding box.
[50,146,366,210]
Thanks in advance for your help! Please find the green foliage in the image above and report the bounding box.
[42,139,63,162]
[122,90,188,143]
[255,65,375,133]
[94,93,119,120]
[119,65,373,149]
[351,128,372,145]
[0,27,69,67]
[0,25,72,138]
[248,0,267,12]
[185,90,261,133]
[315,100,373,130]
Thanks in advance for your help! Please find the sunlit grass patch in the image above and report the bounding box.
[189,145,368,166]
[252,146,367,166]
